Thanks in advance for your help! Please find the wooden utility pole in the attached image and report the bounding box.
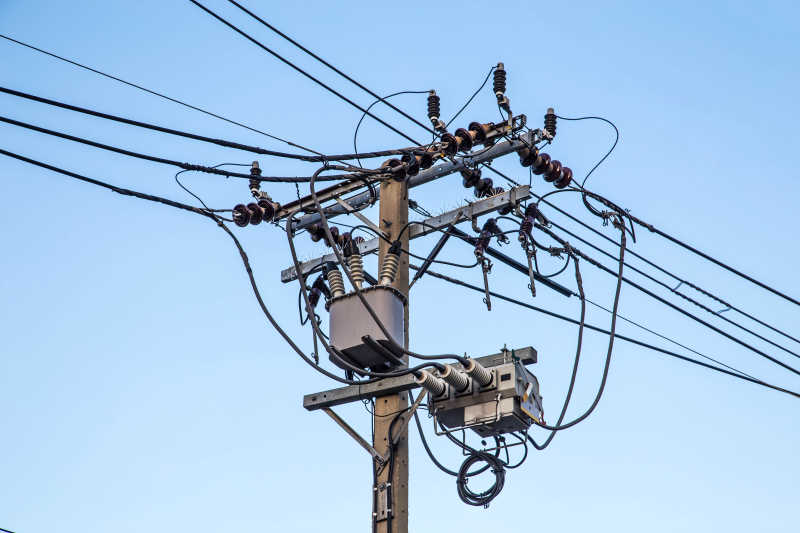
[373,178,409,533]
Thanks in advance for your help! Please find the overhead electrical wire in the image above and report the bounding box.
[528,208,800,361]
[526,186,800,347]
[416,266,800,399]
[0,32,329,157]
[0,115,372,183]
[189,0,425,146]
[0,86,426,163]
[534,223,800,378]
[224,0,436,137]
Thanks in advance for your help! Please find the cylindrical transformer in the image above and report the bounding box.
[439,364,470,392]
[415,370,447,397]
[464,358,493,387]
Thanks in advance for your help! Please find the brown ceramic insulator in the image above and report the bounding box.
[232,204,250,227]
[418,152,434,169]
[383,158,406,180]
[307,224,324,242]
[247,202,264,225]
[328,226,342,247]
[258,199,276,221]
[454,128,473,152]
[532,152,552,175]
[460,167,481,188]
[555,167,573,189]
[544,160,563,182]
[518,146,539,167]
[468,121,490,144]
[440,133,459,156]
[474,178,494,197]
[401,153,420,176]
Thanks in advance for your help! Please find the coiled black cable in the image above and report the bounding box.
[456,451,506,507]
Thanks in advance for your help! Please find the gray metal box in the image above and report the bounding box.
[328,285,406,370]
[433,358,543,437]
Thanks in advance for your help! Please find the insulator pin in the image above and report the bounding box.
[464,358,493,387]
[439,364,471,392]
[415,370,447,397]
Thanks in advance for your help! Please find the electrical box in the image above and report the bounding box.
[328,285,406,370]
[432,357,543,437]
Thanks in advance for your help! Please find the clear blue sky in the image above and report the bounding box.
[2,1,798,532]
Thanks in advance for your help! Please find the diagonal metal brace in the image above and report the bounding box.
[322,407,386,466]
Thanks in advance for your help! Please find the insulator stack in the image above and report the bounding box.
[493,63,507,99]
[544,108,557,138]
[249,161,262,192]
[308,275,330,308]
[379,250,400,285]
[544,160,563,183]
[454,128,474,152]
[474,178,495,198]
[401,153,420,177]
[532,153,552,175]
[347,254,365,290]
[461,167,481,188]
[518,145,538,167]
[415,370,447,397]
[232,204,251,227]
[555,167,573,189]
[327,267,345,298]
[439,364,470,392]
[464,358,493,387]
[257,199,277,222]
[427,90,446,131]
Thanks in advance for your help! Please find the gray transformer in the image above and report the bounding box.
[328,285,406,370]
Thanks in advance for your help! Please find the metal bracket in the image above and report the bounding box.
[334,196,385,237]
[322,407,386,467]
[282,185,531,283]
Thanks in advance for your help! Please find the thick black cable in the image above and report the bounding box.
[530,219,626,432]
[417,267,800,399]
[0,148,384,387]
[0,86,423,163]
[225,0,435,137]
[527,188,800,347]
[555,114,619,188]
[527,207,800,361]
[627,210,800,309]
[0,114,362,182]
[445,66,495,128]
[0,33,331,157]
[536,223,800,378]
[190,0,424,146]
[354,90,429,167]
[534,252,587,448]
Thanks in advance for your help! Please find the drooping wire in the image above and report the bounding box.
[415,266,800,399]
[535,222,800,378]
[554,114,619,188]
[445,66,495,128]
[353,90,430,167]
[0,86,426,163]
[0,33,329,157]
[224,0,436,137]
[190,0,425,146]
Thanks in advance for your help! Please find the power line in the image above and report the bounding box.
[0,32,327,157]
[419,267,800,400]
[225,0,436,137]
[189,0,424,147]
[584,188,800,309]
[486,165,800,348]
[0,86,424,163]
[0,115,368,182]
[530,206,800,361]
[535,223,800,377]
